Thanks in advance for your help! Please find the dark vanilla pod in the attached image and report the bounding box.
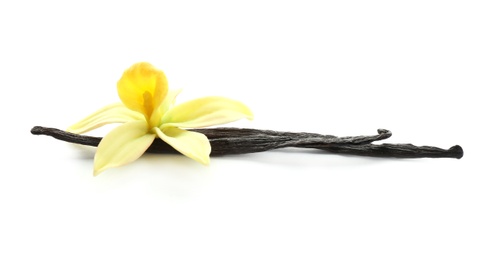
[31,126,463,159]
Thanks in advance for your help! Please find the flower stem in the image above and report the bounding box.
[30,126,463,159]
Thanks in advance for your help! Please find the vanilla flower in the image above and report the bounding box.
[68,62,253,175]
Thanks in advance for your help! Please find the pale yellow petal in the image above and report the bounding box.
[94,120,154,176]
[67,103,144,134]
[161,96,253,129]
[117,62,168,119]
[154,127,211,165]
[149,88,183,128]
[159,88,183,115]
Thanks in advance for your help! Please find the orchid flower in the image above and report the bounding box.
[68,62,253,176]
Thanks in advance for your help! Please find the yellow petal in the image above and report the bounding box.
[67,103,144,134]
[161,97,253,129]
[117,62,168,119]
[149,88,183,128]
[154,127,211,165]
[94,120,155,176]
[159,88,183,115]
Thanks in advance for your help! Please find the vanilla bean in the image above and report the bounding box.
[30,126,463,159]
[322,143,463,159]
[199,129,391,155]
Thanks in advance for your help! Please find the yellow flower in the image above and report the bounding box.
[68,62,253,176]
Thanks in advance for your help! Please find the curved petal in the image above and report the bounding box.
[160,88,183,113]
[67,103,144,134]
[117,62,168,119]
[161,96,253,129]
[154,127,211,165]
[149,88,183,128]
[94,121,154,176]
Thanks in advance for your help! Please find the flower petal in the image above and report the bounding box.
[161,96,253,128]
[117,62,168,119]
[154,127,211,165]
[94,120,154,176]
[67,103,144,134]
[149,88,183,128]
[159,88,183,115]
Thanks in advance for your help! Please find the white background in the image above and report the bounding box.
[1,1,483,259]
